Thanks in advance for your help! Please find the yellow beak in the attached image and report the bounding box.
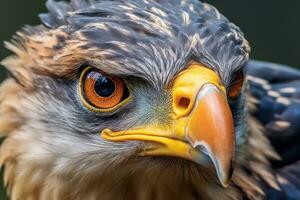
[101,63,235,187]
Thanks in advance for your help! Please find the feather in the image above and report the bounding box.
[70,0,89,10]
[277,161,300,199]
[247,60,300,199]
[0,1,298,200]
[44,0,72,27]
[0,79,24,136]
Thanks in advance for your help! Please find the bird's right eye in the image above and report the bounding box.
[228,69,244,99]
[79,67,130,111]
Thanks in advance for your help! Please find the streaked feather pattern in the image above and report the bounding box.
[0,0,299,200]
[246,60,300,199]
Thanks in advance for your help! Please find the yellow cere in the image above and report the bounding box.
[172,63,226,119]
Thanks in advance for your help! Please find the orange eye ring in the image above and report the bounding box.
[79,67,129,111]
[228,70,244,98]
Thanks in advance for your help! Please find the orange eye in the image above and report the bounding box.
[228,70,244,98]
[80,68,129,110]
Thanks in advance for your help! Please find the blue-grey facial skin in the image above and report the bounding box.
[34,77,172,136]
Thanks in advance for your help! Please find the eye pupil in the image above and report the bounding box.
[94,75,116,97]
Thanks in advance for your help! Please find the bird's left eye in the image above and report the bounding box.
[228,70,244,99]
[79,67,129,111]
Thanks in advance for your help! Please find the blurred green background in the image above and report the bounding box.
[0,0,299,199]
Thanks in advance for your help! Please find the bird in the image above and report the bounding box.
[0,0,299,199]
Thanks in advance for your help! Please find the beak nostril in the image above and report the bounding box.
[178,97,190,111]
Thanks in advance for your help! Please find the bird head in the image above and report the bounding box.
[0,0,251,198]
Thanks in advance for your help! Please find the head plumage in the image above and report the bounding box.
[2,0,250,90]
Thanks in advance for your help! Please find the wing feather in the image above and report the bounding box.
[246,60,300,199]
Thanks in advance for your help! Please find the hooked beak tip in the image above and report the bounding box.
[193,142,234,187]
[216,159,234,187]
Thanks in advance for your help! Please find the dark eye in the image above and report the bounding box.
[94,74,116,97]
[228,70,244,99]
[79,67,129,110]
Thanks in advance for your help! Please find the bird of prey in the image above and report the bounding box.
[0,0,299,199]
